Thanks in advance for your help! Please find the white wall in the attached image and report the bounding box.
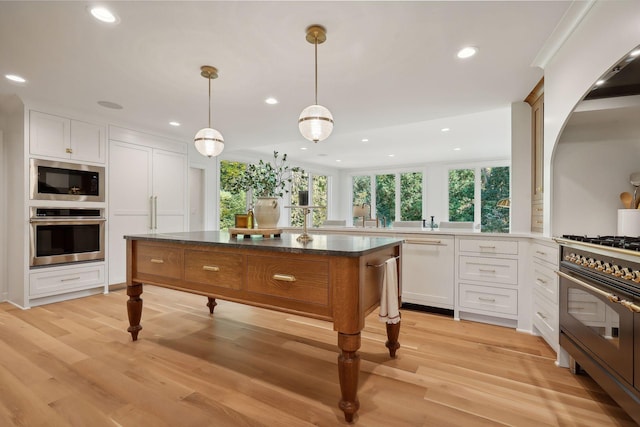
[0,129,5,301]
[542,0,640,236]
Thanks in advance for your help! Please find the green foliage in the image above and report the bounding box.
[376,174,395,227]
[352,176,371,206]
[226,151,304,198]
[219,160,248,230]
[400,172,423,221]
[449,169,474,222]
[312,175,328,226]
[481,166,510,233]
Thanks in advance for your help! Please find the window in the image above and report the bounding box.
[448,165,510,232]
[400,172,423,221]
[219,160,248,230]
[448,168,474,222]
[351,171,423,226]
[290,172,329,227]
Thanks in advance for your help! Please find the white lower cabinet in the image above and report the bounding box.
[401,235,454,309]
[455,236,520,326]
[530,240,559,353]
[30,263,105,298]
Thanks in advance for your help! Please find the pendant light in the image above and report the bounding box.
[298,25,333,143]
[194,65,224,158]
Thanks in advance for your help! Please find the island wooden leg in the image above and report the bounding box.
[126,282,143,341]
[337,332,361,423]
[206,297,217,314]
[385,321,401,358]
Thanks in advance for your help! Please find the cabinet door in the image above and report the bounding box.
[401,237,454,309]
[70,120,106,163]
[29,111,70,158]
[153,149,187,232]
[108,141,153,284]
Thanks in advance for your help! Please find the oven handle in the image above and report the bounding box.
[30,217,106,223]
[557,270,621,302]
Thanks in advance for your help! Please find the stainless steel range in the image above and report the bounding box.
[556,235,640,423]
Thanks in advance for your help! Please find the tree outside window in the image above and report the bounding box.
[375,174,395,227]
[400,172,422,221]
[220,160,248,230]
[481,166,510,233]
[312,175,328,226]
[448,168,475,222]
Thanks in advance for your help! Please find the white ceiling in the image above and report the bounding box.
[0,1,572,169]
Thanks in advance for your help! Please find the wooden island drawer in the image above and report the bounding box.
[247,255,329,306]
[135,242,183,280]
[184,249,244,289]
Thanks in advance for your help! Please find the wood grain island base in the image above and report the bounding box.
[124,231,402,423]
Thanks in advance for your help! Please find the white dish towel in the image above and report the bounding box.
[379,257,401,324]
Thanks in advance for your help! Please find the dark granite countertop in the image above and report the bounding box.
[124,231,403,257]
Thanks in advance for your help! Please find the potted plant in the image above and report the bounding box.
[228,151,304,228]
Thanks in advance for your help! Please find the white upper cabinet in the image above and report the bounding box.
[29,111,106,164]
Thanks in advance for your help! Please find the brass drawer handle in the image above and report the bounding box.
[478,297,496,303]
[536,311,547,320]
[273,274,296,282]
[150,258,164,264]
[60,276,81,282]
[537,278,548,284]
[478,268,496,273]
[478,245,496,249]
[202,265,220,272]
[65,148,73,154]
[535,250,546,255]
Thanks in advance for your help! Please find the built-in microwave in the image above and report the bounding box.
[30,159,105,202]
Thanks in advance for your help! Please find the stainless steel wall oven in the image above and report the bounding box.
[30,158,105,202]
[29,207,105,267]
[557,236,640,424]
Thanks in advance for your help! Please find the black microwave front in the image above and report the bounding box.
[30,159,105,202]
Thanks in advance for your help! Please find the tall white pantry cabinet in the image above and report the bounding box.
[108,126,188,285]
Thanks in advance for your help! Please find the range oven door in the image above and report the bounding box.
[558,268,634,385]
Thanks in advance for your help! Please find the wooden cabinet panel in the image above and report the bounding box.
[184,249,244,289]
[247,255,329,306]
[135,242,183,280]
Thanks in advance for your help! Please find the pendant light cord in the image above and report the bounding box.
[208,75,212,128]
[314,34,318,105]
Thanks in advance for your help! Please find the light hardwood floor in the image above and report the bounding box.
[0,286,635,426]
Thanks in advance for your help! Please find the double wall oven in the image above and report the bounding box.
[556,236,640,424]
[29,159,106,268]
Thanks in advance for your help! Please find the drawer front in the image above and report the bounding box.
[532,242,558,266]
[458,238,518,255]
[184,250,244,289]
[247,256,329,306]
[30,264,104,297]
[135,242,183,280]
[458,283,518,315]
[533,290,558,350]
[532,260,558,304]
[459,255,517,285]
[531,201,544,233]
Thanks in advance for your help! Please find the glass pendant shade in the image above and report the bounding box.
[194,127,224,157]
[298,104,334,143]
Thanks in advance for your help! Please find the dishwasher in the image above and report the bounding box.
[400,234,455,310]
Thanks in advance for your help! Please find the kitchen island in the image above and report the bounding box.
[124,231,403,422]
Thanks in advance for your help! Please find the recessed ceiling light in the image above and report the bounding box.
[336,159,341,162]
[388,154,395,157]
[90,6,118,23]
[457,46,477,59]
[265,97,278,105]
[441,127,450,132]
[169,121,181,127]
[97,100,123,110]
[453,147,461,151]
[5,74,26,83]
[361,138,369,142]
[630,49,640,58]
[595,80,605,86]
[300,147,308,150]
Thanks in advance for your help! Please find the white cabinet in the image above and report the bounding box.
[531,240,559,353]
[29,111,106,163]
[455,236,520,325]
[30,263,105,298]
[108,136,187,285]
[400,235,454,309]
